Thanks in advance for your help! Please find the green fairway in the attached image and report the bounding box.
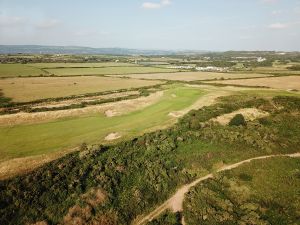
[0,85,207,161]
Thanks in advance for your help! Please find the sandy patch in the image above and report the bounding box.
[104,132,121,141]
[0,91,164,126]
[211,108,269,125]
[104,110,118,117]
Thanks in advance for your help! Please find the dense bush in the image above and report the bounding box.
[229,114,247,126]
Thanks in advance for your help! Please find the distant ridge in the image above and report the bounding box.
[0,45,208,55]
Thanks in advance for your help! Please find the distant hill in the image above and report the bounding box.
[0,45,208,55]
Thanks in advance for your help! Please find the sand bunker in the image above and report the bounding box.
[104,132,121,141]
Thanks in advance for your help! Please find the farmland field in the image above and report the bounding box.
[30,62,137,68]
[44,66,177,76]
[207,75,300,90]
[113,71,273,81]
[0,64,46,77]
[0,63,179,77]
[0,76,163,102]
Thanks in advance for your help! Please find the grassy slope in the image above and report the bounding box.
[183,157,300,225]
[0,86,206,161]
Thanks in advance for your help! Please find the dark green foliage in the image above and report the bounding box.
[0,91,13,107]
[147,211,182,225]
[229,114,246,126]
[288,65,300,71]
[238,173,253,181]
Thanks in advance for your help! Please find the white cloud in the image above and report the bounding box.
[0,15,26,27]
[262,0,278,4]
[142,0,172,9]
[36,19,60,29]
[268,21,300,29]
[268,23,289,29]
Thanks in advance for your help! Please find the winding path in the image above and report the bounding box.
[133,152,300,225]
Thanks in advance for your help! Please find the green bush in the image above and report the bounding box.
[229,114,246,126]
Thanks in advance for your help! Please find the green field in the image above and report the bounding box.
[45,66,177,76]
[0,85,206,161]
[184,157,300,225]
[0,64,46,77]
[29,62,137,68]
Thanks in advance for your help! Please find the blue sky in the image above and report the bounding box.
[0,0,300,51]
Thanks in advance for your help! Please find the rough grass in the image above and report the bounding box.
[113,72,272,81]
[0,76,163,102]
[0,85,207,161]
[183,157,300,225]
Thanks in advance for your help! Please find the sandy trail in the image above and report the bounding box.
[133,152,300,225]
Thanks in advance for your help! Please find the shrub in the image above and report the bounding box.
[229,114,246,126]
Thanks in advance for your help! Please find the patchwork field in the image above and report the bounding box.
[0,63,178,77]
[44,66,177,76]
[207,75,300,90]
[30,62,137,68]
[113,71,273,81]
[0,76,163,102]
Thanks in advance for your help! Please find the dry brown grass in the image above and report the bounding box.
[0,76,162,102]
[207,76,300,90]
[112,72,272,81]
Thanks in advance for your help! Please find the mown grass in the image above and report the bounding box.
[0,85,206,161]
[184,157,300,225]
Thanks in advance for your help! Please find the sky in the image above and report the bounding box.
[0,0,300,51]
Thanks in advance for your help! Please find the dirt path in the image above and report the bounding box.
[133,152,300,225]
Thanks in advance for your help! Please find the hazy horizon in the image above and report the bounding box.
[1,0,300,51]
